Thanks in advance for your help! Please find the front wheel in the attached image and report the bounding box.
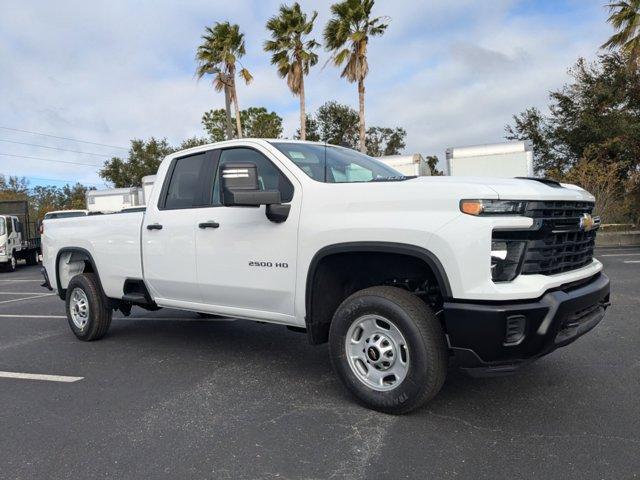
[4,253,17,272]
[329,286,448,414]
[65,273,112,341]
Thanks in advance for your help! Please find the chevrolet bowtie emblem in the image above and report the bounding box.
[579,213,598,232]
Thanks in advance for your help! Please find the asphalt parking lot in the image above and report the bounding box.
[0,249,638,480]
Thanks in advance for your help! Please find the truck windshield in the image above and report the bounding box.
[0,217,4,236]
[270,142,407,183]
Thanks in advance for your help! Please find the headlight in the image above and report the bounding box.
[460,199,526,216]
[491,240,526,282]
[0,244,5,255]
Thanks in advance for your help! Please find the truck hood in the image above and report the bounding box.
[406,176,595,202]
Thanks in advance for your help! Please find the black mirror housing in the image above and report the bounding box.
[221,162,281,207]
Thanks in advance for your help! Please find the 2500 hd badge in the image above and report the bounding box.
[248,261,289,268]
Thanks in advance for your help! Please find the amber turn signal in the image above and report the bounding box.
[460,200,483,216]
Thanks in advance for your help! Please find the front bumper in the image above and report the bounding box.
[443,273,610,376]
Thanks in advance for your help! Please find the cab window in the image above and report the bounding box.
[161,152,211,209]
[212,148,293,204]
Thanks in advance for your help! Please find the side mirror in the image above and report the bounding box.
[220,162,281,207]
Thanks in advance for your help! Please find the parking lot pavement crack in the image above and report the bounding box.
[425,410,640,446]
[524,432,640,445]
[0,332,66,351]
[425,410,505,433]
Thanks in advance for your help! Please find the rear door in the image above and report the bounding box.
[194,146,301,321]
[142,150,216,305]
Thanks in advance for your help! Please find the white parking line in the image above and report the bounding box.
[0,314,234,321]
[0,294,55,305]
[624,260,640,264]
[0,279,42,282]
[0,371,83,383]
[600,253,640,257]
[0,292,52,295]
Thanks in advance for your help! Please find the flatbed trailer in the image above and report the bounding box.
[0,200,41,271]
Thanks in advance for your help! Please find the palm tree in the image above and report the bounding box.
[324,0,387,152]
[196,22,253,138]
[264,3,320,141]
[602,1,640,68]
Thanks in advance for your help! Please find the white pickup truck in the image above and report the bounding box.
[41,139,610,413]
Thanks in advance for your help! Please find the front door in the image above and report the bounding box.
[142,150,215,305]
[195,145,301,322]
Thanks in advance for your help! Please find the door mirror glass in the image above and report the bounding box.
[221,162,282,206]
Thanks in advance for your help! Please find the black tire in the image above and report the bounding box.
[26,249,38,266]
[65,273,112,341]
[5,253,17,272]
[329,286,448,414]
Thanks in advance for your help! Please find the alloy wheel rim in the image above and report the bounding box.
[69,288,90,329]
[345,314,409,391]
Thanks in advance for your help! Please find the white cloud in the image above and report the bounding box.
[0,0,611,185]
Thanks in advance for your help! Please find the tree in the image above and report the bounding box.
[295,102,406,153]
[295,115,321,141]
[365,127,406,156]
[0,176,29,200]
[202,109,229,142]
[196,22,253,139]
[324,0,388,152]
[61,183,93,211]
[242,107,283,138]
[602,1,640,68]
[100,137,211,187]
[265,3,319,140]
[506,53,640,175]
[506,52,640,222]
[202,107,283,141]
[178,136,210,150]
[424,155,444,176]
[100,138,173,187]
[314,101,359,147]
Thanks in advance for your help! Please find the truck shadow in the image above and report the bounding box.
[102,315,588,420]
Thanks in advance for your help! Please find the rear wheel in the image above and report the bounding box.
[65,273,112,341]
[329,286,448,414]
[26,249,39,266]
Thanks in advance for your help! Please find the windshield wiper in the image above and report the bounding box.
[369,176,414,182]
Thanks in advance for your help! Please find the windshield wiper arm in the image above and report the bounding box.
[369,176,414,182]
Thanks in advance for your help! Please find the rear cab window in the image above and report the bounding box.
[160,152,213,210]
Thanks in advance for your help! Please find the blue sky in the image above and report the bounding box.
[0,0,612,188]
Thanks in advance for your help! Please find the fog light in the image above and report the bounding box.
[491,240,525,282]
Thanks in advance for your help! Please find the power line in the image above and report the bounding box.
[0,139,114,157]
[0,153,103,167]
[0,126,128,150]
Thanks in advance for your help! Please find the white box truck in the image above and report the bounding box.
[86,187,143,213]
[141,175,156,206]
[446,141,534,177]
[378,154,431,176]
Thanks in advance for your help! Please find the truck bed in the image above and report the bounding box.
[43,212,144,298]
